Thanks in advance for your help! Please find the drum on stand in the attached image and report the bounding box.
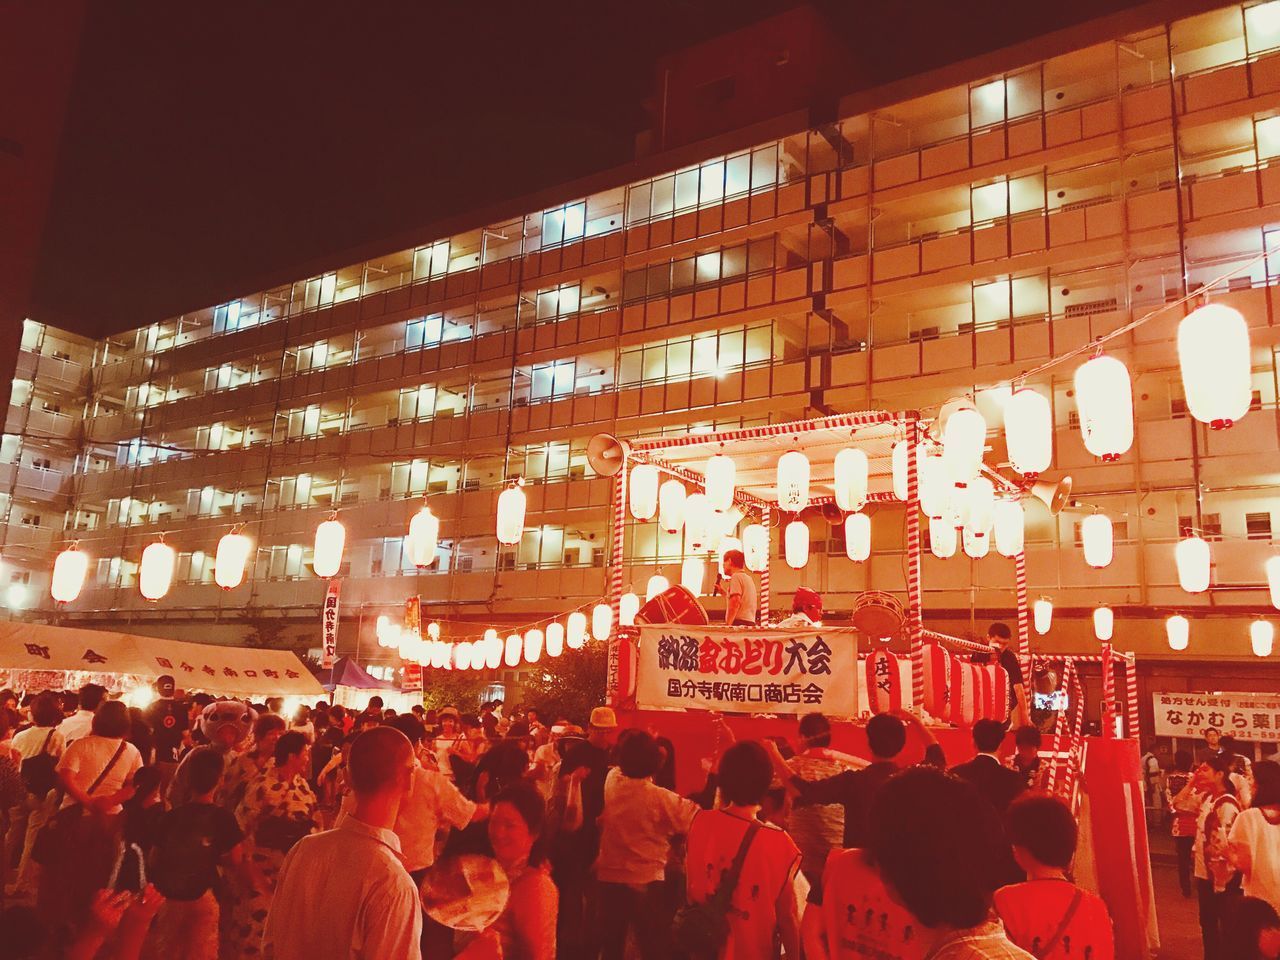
[636,584,710,626]
[851,590,904,640]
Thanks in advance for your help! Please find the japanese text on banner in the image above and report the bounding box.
[321,580,340,669]
[1153,691,1280,742]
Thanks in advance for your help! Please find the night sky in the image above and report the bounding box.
[31,0,1168,338]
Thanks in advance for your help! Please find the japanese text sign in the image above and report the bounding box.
[1153,691,1280,742]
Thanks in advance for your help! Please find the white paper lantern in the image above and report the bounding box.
[844,513,871,562]
[1004,388,1053,477]
[993,501,1025,557]
[1175,536,1211,594]
[833,448,869,513]
[619,592,640,626]
[1253,620,1275,657]
[139,540,176,601]
[1178,303,1253,429]
[504,634,522,668]
[784,520,810,568]
[427,622,440,641]
[1166,615,1190,652]
[496,483,527,545]
[743,524,769,572]
[567,611,588,649]
[683,493,713,553]
[892,442,908,501]
[963,527,990,559]
[1033,598,1053,635]
[592,603,613,641]
[929,517,957,558]
[659,480,686,534]
[1267,556,1280,610]
[313,517,346,578]
[965,476,996,536]
[479,629,499,669]
[1081,514,1113,569]
[919,451,949,519]
[408,505,440,567]
[645,575,670,602]
[523,629,544,664]
[776,450,810,513]
[431,641,449,669]
[1075,355,1133,461]
[681,557,706,596]
[455,641,474,671]
[1093,606,1114,642]
[375,616,392,648]
[705,455,736,512]
[629,464,660,520]
[51,546,89,604]
[943,406,987,484]
[212,532,252,590]
[545,622,565,658]
[717,537,742,576]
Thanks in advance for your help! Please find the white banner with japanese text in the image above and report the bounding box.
[321,580,340,669]
[1153,691,1280,742]
[636,626,857,717]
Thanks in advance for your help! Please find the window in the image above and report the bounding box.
[413,241,451,280]
[405,315,444,350]
[1247,512,1273,540]
[1178,513,1222,539]
[626,145,778,224]
[534,284,581,322]
[529,360,577,401]
[541,203,585,248]
[31,457,51,471]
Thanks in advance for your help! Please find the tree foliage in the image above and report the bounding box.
[518,641,608,726]
[421,669,491,714]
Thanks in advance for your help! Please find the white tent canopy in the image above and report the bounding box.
[0,621,324,698]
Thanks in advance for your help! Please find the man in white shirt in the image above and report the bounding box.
[265,726,423,960]
[722,549,758,626]
[56,683,106,745]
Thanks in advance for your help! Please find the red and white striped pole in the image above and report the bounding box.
[1014,550,1030,678]
[905,419,925,712]
[1047,659,1076,796]
[1123,654,1139,740]
[606,467,627,706]
[1101,642,1116,739]
[759,505,771,624]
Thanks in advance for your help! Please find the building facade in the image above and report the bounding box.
[9,0,1280,671]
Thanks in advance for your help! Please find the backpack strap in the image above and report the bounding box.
[1035,889,1084,958]
[709,819,761,910]
[86,741,129,797]
[40,729,55,755]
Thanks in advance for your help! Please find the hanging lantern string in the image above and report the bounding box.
[392,595,611,646]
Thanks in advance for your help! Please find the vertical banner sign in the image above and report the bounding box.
[321,580,340,669]
[402,595,423,694]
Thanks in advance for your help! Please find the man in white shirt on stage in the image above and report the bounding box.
[722,549,758,627]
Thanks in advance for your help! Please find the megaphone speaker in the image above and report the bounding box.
[1028,476,1073,514]
[587,433,631,477]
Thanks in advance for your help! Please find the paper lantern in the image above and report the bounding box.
[1175,536,1211,594]
[1004,388,1053,477]
[1178,303,1253,429]
[1033,598,1053,635]
[1166,615,1189,652]
[743,524,769,572]
[919,451,949,519]
[504,633,522,667]
[139,540,176,601]
[212,532,252,590]
[784,520,810,569]
[659,480,686,534]
[619,592,640,626]
[496,483,527,545]
[567,611,588,649]
[1268,556,1280,610]
[864,650,906,714]
[545,622,565,658]
[483,629,502,669]
[629,464,659,520]
[50,546,89,604]
[645,575,670,602]
[993,501,1024,557]
[776,451,810,513]
[523,629,544,664]
[1075,355,1133,461]
[922,645,951,719]
[313,517,346,578]
[681,557,706,596]
[1093,606,1114,642]
[929,517,957,558]
[834,448,869,512]
[455,641,474,671]
[683,493,712,553]
[1081,514,1113,569]
[1253,620,1274,658]
[592,603,613,641]
[962,527,990,559]
[705,454,736,512]
[942,406,987,484]
[965,476,996,536]
[431,641,449,669]
[717,537,742,576]
[427,622,440,641]
[407,505,440,567]
[844,513,871,562]
[375,616,393,647]
[891,442,909,501]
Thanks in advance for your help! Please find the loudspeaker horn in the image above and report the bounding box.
[586,433,631,477]
[1027,476,1073,514]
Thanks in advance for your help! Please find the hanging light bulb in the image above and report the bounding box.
[646,574,669,602]
[1034,598,1053,635]
[659,480,686,534]
[139,539,176,601]
[929,517,957,558]
[1178,303,1253,429]
[942,406,987,484]
[427,621,440,641]
[496,481,527,545]
[743,524,769,572]
[1004,387,1054,477]
[919,451,949,519]
[844,513,871,562]
[313,515,346,578]
[785,520,810,569]
[50,545,89,604]
[1175,536,1211,594]
[681,557,706,596]
[567,611,588,649]
[619,592,640,626]
[213,532,252,590]
[1268,556,1280,611]
[483,628,503,669]
[1075,355,1134,461]
[1253,619,1275,657]
[705,454,736,512]
[504,633,522,667]
[963,527,990,559]
[776,450,810,512]
[545,622,565,657]
[833,448,869,512]
[592,603,613,641]
[408,504,440,567]
[1093,606,1114,642]
[683,493,712,553]
[717,537,742,576]
[1166,615,1190,652]
[1081,514,1113,569]
[964,476,996,536]
[629,464,660,520]
[455,641,474,671]
[993,501,1024,557]
[523,629,544,664]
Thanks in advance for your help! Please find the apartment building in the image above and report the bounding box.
[11,0,1280,668]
